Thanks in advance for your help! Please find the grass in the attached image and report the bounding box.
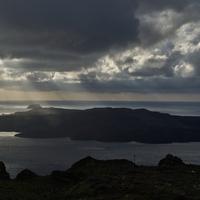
[0,156,200,199]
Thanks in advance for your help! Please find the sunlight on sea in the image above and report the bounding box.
[0,132,18,137]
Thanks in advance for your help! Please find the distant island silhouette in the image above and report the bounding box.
[0,105,200,144]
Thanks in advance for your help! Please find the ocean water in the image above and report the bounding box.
[1,134,200,178]
[0,100,200,116]
[0,101,200,178]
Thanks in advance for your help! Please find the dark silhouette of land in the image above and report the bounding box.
[0,155,200,199]
[0,105,200,143]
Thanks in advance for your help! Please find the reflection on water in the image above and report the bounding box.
[0,136,200,178]
[0,132,18,137]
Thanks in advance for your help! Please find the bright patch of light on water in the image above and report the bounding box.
[0,132,18,137]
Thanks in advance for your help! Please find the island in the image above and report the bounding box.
[0,105,200,143]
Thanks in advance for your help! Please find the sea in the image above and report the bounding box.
[0,100,200,178]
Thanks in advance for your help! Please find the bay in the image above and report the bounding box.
[0,134,200,178]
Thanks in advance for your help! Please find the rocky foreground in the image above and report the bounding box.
[0,155,199,199]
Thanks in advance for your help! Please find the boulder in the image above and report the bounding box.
[0,161,10,180]
[68,156,135,177]
[158,154,185,168]
[16,169,38,181]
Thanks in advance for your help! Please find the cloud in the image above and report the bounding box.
[0,0,139,56]
[137,1,200,46]
[174,62,195,78]
[76,17,200,94]
[0,0,199,97]
[138,0,190,12]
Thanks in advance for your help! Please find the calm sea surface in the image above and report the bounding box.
[0,101,199,177]
[1,135,200,178]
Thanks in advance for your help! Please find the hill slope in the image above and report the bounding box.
[0,107,200,143]
[0,155,200,200]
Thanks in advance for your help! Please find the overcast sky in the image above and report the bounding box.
[0,0,200,101]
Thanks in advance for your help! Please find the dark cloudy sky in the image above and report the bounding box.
[0,0,199,101]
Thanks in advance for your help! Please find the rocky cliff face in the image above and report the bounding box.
[0,161,10,180]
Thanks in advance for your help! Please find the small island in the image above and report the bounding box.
[27,104,43,110]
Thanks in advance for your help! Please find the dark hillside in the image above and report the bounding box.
[0,106,200,143]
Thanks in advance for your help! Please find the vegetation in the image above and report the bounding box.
[0,155,200,199]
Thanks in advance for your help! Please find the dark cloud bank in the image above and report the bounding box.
[0,0,199,95]
[0,0,139,56]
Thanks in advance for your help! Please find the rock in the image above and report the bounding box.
[27,104,42,110]
[16,169,38,181]
[0,161,10,180]
[68,156,135,177]
[158,154,185,168]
